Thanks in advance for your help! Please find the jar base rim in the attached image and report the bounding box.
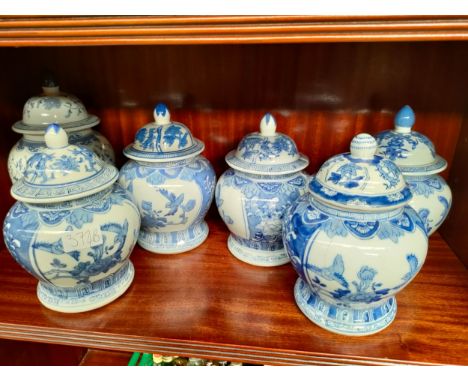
[294,278,397,336]
[36,261,134,313]
[227,234,290,267]
[138,221,209,254]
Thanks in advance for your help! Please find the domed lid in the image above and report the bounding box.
[12,78,100,135]
[11,124,118,203]
[375,105,447,175]
[225,113,309,175]
[123,103,204,162]
[309,133,412,211]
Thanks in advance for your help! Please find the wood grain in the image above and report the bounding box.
[79,349,131,366]
[440,116,468,267]
[0,223,466,366]
[2,16,468,45]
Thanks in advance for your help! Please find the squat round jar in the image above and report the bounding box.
[3,124,140,313]
[119,103,216,254]
[282,134,428,336]
[8,79,115,183]
[375,105,452,236]
[216,113,309,267]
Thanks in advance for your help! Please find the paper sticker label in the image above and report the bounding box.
[62,228,103,253]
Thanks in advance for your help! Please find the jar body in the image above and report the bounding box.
[406,174,452,236]
[216,168,308,266]
[118,155,216,254]
[3,184,140,313]
[282,195,428,335]
[8,128,115,183]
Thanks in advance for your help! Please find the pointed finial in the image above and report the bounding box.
[45,123,68,149]
[154,103,171,125]
[260,113,276,137]
[350,133,377,159]
[394,105,415,133]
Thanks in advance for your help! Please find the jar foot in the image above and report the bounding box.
[227,234,290,267]
[37,261,134,313]
[294,277,397,336]
[137,221,209,254]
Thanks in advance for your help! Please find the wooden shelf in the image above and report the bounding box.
[2,16,468,46]
[79,349,131,366]
[0,220,467,366]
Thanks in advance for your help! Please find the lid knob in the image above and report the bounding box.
[350,133,377,159]
[394,105,415,133]
[45,123,68,149]
[260,113,276,137]
[154,103,171,125]
[41,73,60,96]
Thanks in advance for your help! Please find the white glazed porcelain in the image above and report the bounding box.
[8,81,115,183]
[282,134,428,335]
[119,103,216,254]
[3,124,140,313]
[216,113,309,267]
[375,105,452,235]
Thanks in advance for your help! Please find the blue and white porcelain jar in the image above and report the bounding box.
[8,80,115,183]
[282,134,428,335]
[3,124,140,313]
[216,114,309,267]
[119,104,216,254]
[375,105,452,236]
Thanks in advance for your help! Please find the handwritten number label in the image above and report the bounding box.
[62,228,103,252]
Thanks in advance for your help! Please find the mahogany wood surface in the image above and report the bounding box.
[2,16,468,45]
[440,116,468,267]
[0,338,85,365]
[79,349,131,366]
[0,223,467,366]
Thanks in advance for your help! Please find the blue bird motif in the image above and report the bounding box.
[307,254,349,288]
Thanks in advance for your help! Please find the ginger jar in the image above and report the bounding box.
[215,113,309,267]
[3,124,140,313]
[375,105,452,236]
[8,79,115,183]
[119,103,216,254]
[282,134,428,335]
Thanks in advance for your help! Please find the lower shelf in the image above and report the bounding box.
[0,220,467,365]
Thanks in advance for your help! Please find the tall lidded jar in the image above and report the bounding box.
[375,105,452,236]
[216,113,309,267]
[282,134,428,335]
[8,79,115,183]
[3,124,140,313]
[119,103,216,254]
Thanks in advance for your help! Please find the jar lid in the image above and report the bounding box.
[12,79,100,135]
[225,113,309,175]
[123,103,204,162]
[309,133,412,211]
[375,105,447,175]
[11,124,118,203]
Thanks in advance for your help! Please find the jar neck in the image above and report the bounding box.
[135,155,197,168]
[404,173,435,181]
[23,127,92,143]
[232,168,305,180]
[26,185,113,210]
[310,194,404,221]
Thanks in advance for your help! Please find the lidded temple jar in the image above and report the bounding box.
[119,103,216,254]
[3,124,140,313]
[215,113,309,267]
[282,134,428,335]
[375,105,452,235]
[8,79,115,183]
